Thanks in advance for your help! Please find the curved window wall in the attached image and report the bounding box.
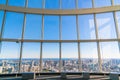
[1,0,120,9]
[0,0,120,74]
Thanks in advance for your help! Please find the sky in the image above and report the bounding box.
[0,0,120,59]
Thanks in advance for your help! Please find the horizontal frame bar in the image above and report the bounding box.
[0,5,120,15]
[0,38,120,42]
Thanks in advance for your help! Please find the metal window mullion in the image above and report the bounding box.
[59,0,62,72]
[42,15,44,40]
[76,0,78,9]
[92,0,102,72]
[0,11,6,55]
[60,0,61,9]
[0,0,8,58]
[111,0,119,38]
[40,42,43,72]
[97,42,102,72]
[0,0,8,39]
[18,0,28,73]
[94,14,102,72]
[39,0,45,72]
[19,14,26,73]
[40,15,44,72]
[113,12,120,46]
[43,0,45,9]
[111,0,114,6]
[59,42,62,72]
[0,12,6,39]
[92,0,94,8]
[6,0,8,5]
[76,15,82,72]
[59,15,62,72]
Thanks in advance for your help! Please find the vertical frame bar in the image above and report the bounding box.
[76,15,82,72]
[40,14,44,72]
[59,16,62,72]
[40,15,44,72]
[39,0,45,72]
[43,0,45,9]
[59,0,62,72]
[76,0,78,9]
[0,0,8,53]
[40,42,43,72]
[111,0,114,6]
[76,0,82,72]
[111,0,119,39]
[59,0,61,9]
[92,0,102,72]
[0,12,6,54]
[18,0,28,73]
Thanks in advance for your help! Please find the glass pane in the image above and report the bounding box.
[96,13,117,39]
[28,0,42,8]
[0,11,4,32]
[62,16,77,40]
[62,0,75,9]
[94,0,111,8]
[78,14,96,40]
[100,42,120,72]
[80,42,98,72]
[0,42,20,74]
[45,0,59,9]
[8,0,25,7]
[21,43,40,72]
[114,0,120,5]
[116,11,120,36]
[24,14,42,40]
[78,0,92,9]
[3,12,24,39]
[44,16,59,40]
[0,0,6,4]
[62,43,78,72]
[42,43,59,72]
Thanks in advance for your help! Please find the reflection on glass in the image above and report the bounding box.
[21,43,40,72]
[80,42,98,72]
[0,11,4,32]
[96,13,117,39]
[116,11,120,36]
[62,43,78,72]
[45,0,59,9]
[78,14,96,40]
[44,16,59,40]
[114,0,120,5]
[42,43,59,72]
[24,14,42,40]
[78,0,92,9]
[3,12,24,39]
[28,0,42,8]
[8,0,25,7]
[0,0,6,4]
[100,42,120,72]
[62,0,75,9]
[0,42,20,74]
[62,16,77,40]
[94,0,111,7]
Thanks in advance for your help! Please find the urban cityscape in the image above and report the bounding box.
[0,58,120,74]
